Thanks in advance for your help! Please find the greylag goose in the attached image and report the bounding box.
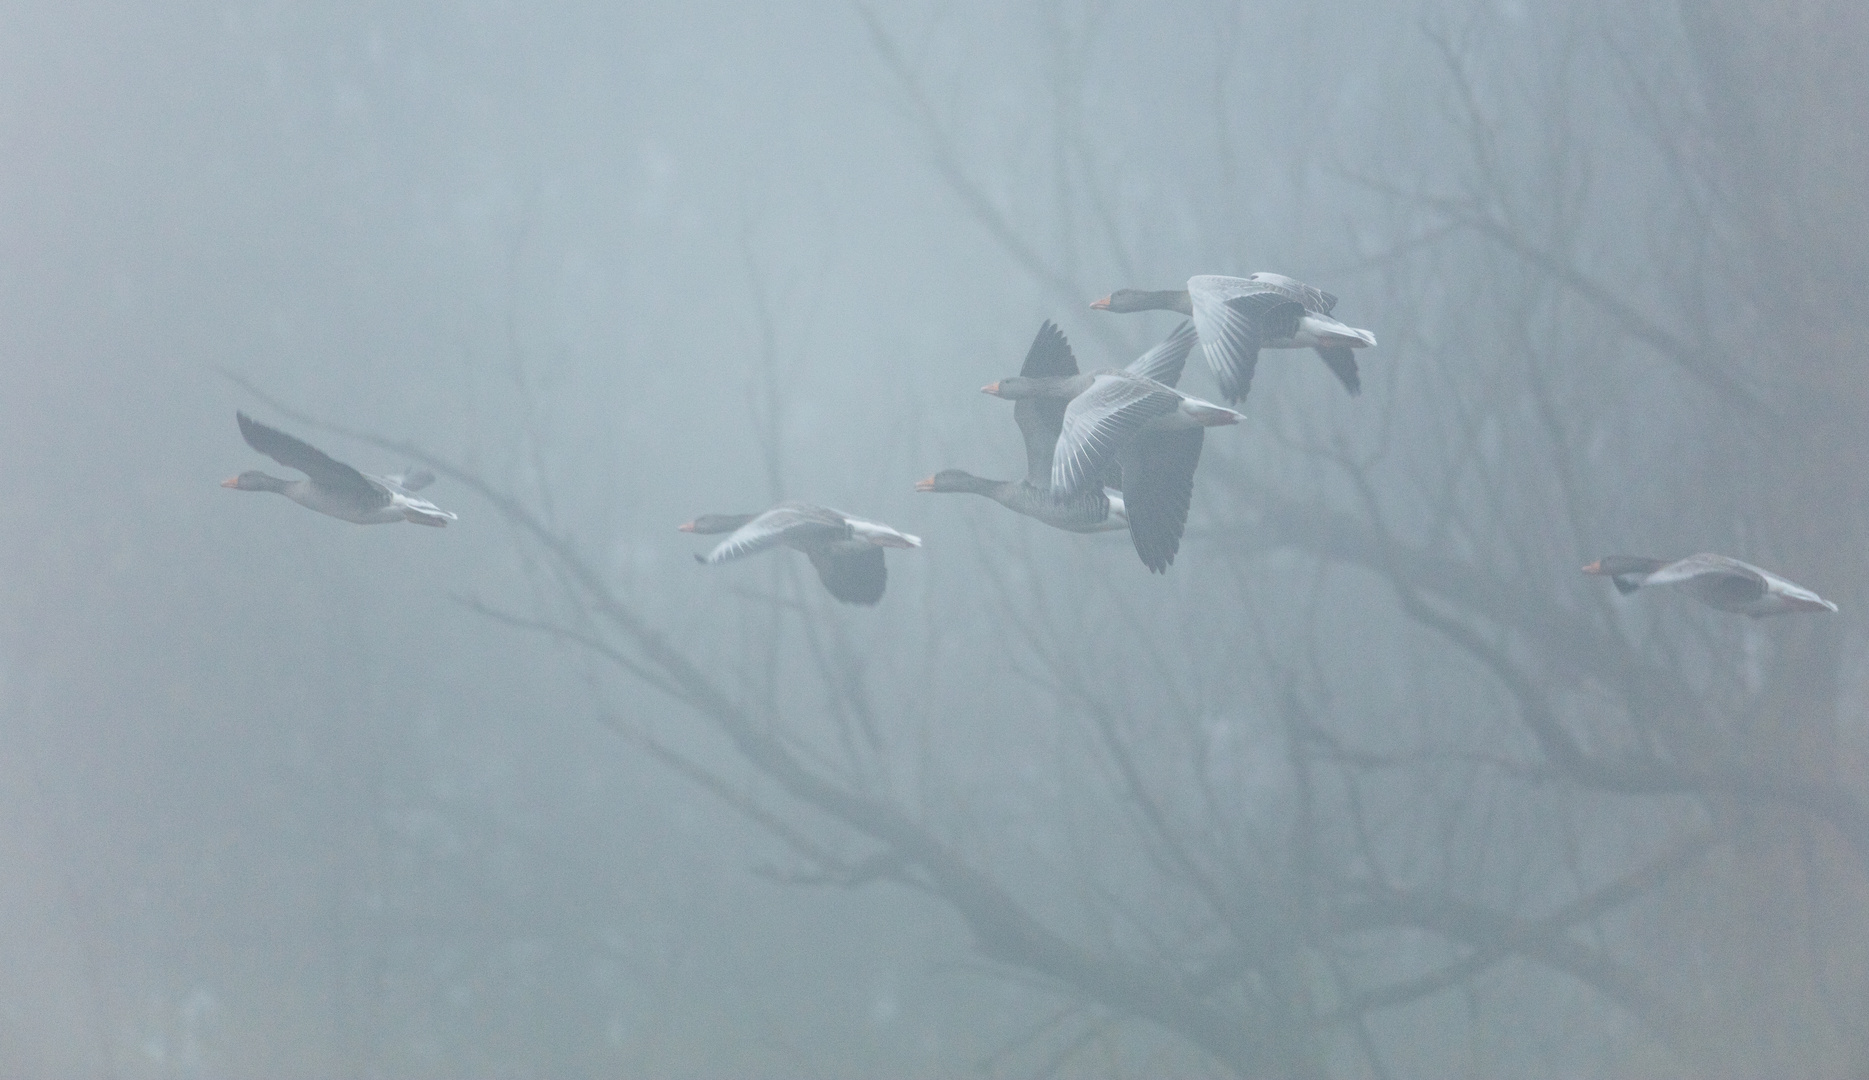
[223,412,457,527]
[1583,554,1837,616]
[681,501,921,605]
[1091,273,1375,402]
[983,329,1241,573]
[918,320,1198,533]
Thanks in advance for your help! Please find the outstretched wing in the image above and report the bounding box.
[1124,321,1199,387]
[237,412,385,507]
[1015,396,1068,489]
[1646,554,1767,606]
[1119,426,1203,573]
[1315,346,1361,395]
[807,546,888,605]
[699,505,841,565]
[1051,374,1182,495]
[1247,272,1338,314]
[1019,319,1079,378]
[1011,321,1081,487]
[1189,284,1304,403]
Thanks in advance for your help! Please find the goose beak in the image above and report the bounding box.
[677,521,696,533]
[221,476,240,488]
[981,382,1002,396]
[1089,295,1112,310]
[914,476,937,492]
[1581,560,1605,575]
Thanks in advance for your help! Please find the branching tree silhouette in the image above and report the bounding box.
[228,2,1869,1075]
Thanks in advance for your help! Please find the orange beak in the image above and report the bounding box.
[221,476,240,488]
[981,382,1001,396]
[1089,295,1112,310]
[1580,560,1605,575]
[677,521,696,533]
[914,476,936,492]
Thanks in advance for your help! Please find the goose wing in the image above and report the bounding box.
[1019,319,1079,378]
[237,412,388,510]
[1123,321,1199,387]
[1644,554,1764,590]
[1247,272,1338,314]
[699,504,844,565]
[1187,281,1304,403]
[1118,426,1203,573]
[807,546,888,605]
[1051,374,1182,495]
[1016,397,1067,489]
[1315,346,1361,395]
[1646,554,1768,608]
[1014,321,1079,487]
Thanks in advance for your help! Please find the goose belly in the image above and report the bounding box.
[286,483,401,524]
[1004,484,1121,532]
[1032,499,1124,533]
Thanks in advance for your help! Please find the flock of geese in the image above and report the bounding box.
[225,272,1837,618]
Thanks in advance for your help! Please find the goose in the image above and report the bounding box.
[1091,273,1376,402]
[917,319,1198,533]
[223,412,457,527]
[681,501,921,605]
[983,329,1242,573]
[1583,554,1837,617]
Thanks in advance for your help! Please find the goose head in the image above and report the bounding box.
[981,376,1044,399]
[223,471,288,493]
[916,470,997,495]
[1090,288,1189,314]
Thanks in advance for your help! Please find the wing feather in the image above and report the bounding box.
[237,412,385,507]
[1119,426,1202,572]
[1315,346,1362,395]
[701,506,842,565]
[1019,320,1079,378]
[1124,321,1199,387]
[1015,397,1068,488]
[1051,375,1181,495]
[808,546,888,605]
[1188,283,1303,403]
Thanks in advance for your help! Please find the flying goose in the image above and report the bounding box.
[1583,554,1837,617]
[223,412,456,526]
[917,320,1199,533]
[983,329,1241,572]
[1091,273,1376,402]
[681,501,921,605]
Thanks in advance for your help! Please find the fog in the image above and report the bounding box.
[4,1,1867,1076]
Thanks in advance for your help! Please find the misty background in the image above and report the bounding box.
[3,1,1867,1077]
